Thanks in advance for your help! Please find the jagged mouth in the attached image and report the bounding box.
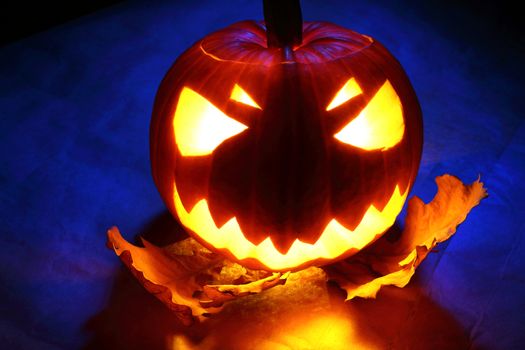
[173,183,408,271]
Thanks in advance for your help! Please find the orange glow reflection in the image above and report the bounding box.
[173,182,408,271]
[258,313,360,350]
[171,310,379,350]
[335,80,404,151]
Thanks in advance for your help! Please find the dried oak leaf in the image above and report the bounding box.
[107,228,288,325]
[200,272,290,308]
[325,174,487,300]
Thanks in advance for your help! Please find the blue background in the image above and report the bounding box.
[1,0,524,348]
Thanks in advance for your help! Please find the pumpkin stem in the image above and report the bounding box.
[263,0,303,48]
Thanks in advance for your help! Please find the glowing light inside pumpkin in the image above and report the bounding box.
[230,84,261,109]
[335,80,404,151]
[174,87,248,156]
[173,182,408,271]
[326,77,362,111]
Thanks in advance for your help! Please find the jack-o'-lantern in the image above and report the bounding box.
[150,0,423,271]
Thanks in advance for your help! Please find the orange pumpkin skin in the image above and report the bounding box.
[150,20,423,271]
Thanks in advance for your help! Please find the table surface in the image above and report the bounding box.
[1,0,524,349]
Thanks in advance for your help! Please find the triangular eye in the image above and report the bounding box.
[326,78,362,111]
[334,80,404,151]
[230,84,261,109]
[174,87,248,157]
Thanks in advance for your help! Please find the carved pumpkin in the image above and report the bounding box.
[150,0,423,271]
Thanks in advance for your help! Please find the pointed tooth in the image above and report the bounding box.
[270,233,297,255]
[207,197,235,229]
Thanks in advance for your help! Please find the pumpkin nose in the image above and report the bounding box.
[208,72,333,254]
[241,82,331,253]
